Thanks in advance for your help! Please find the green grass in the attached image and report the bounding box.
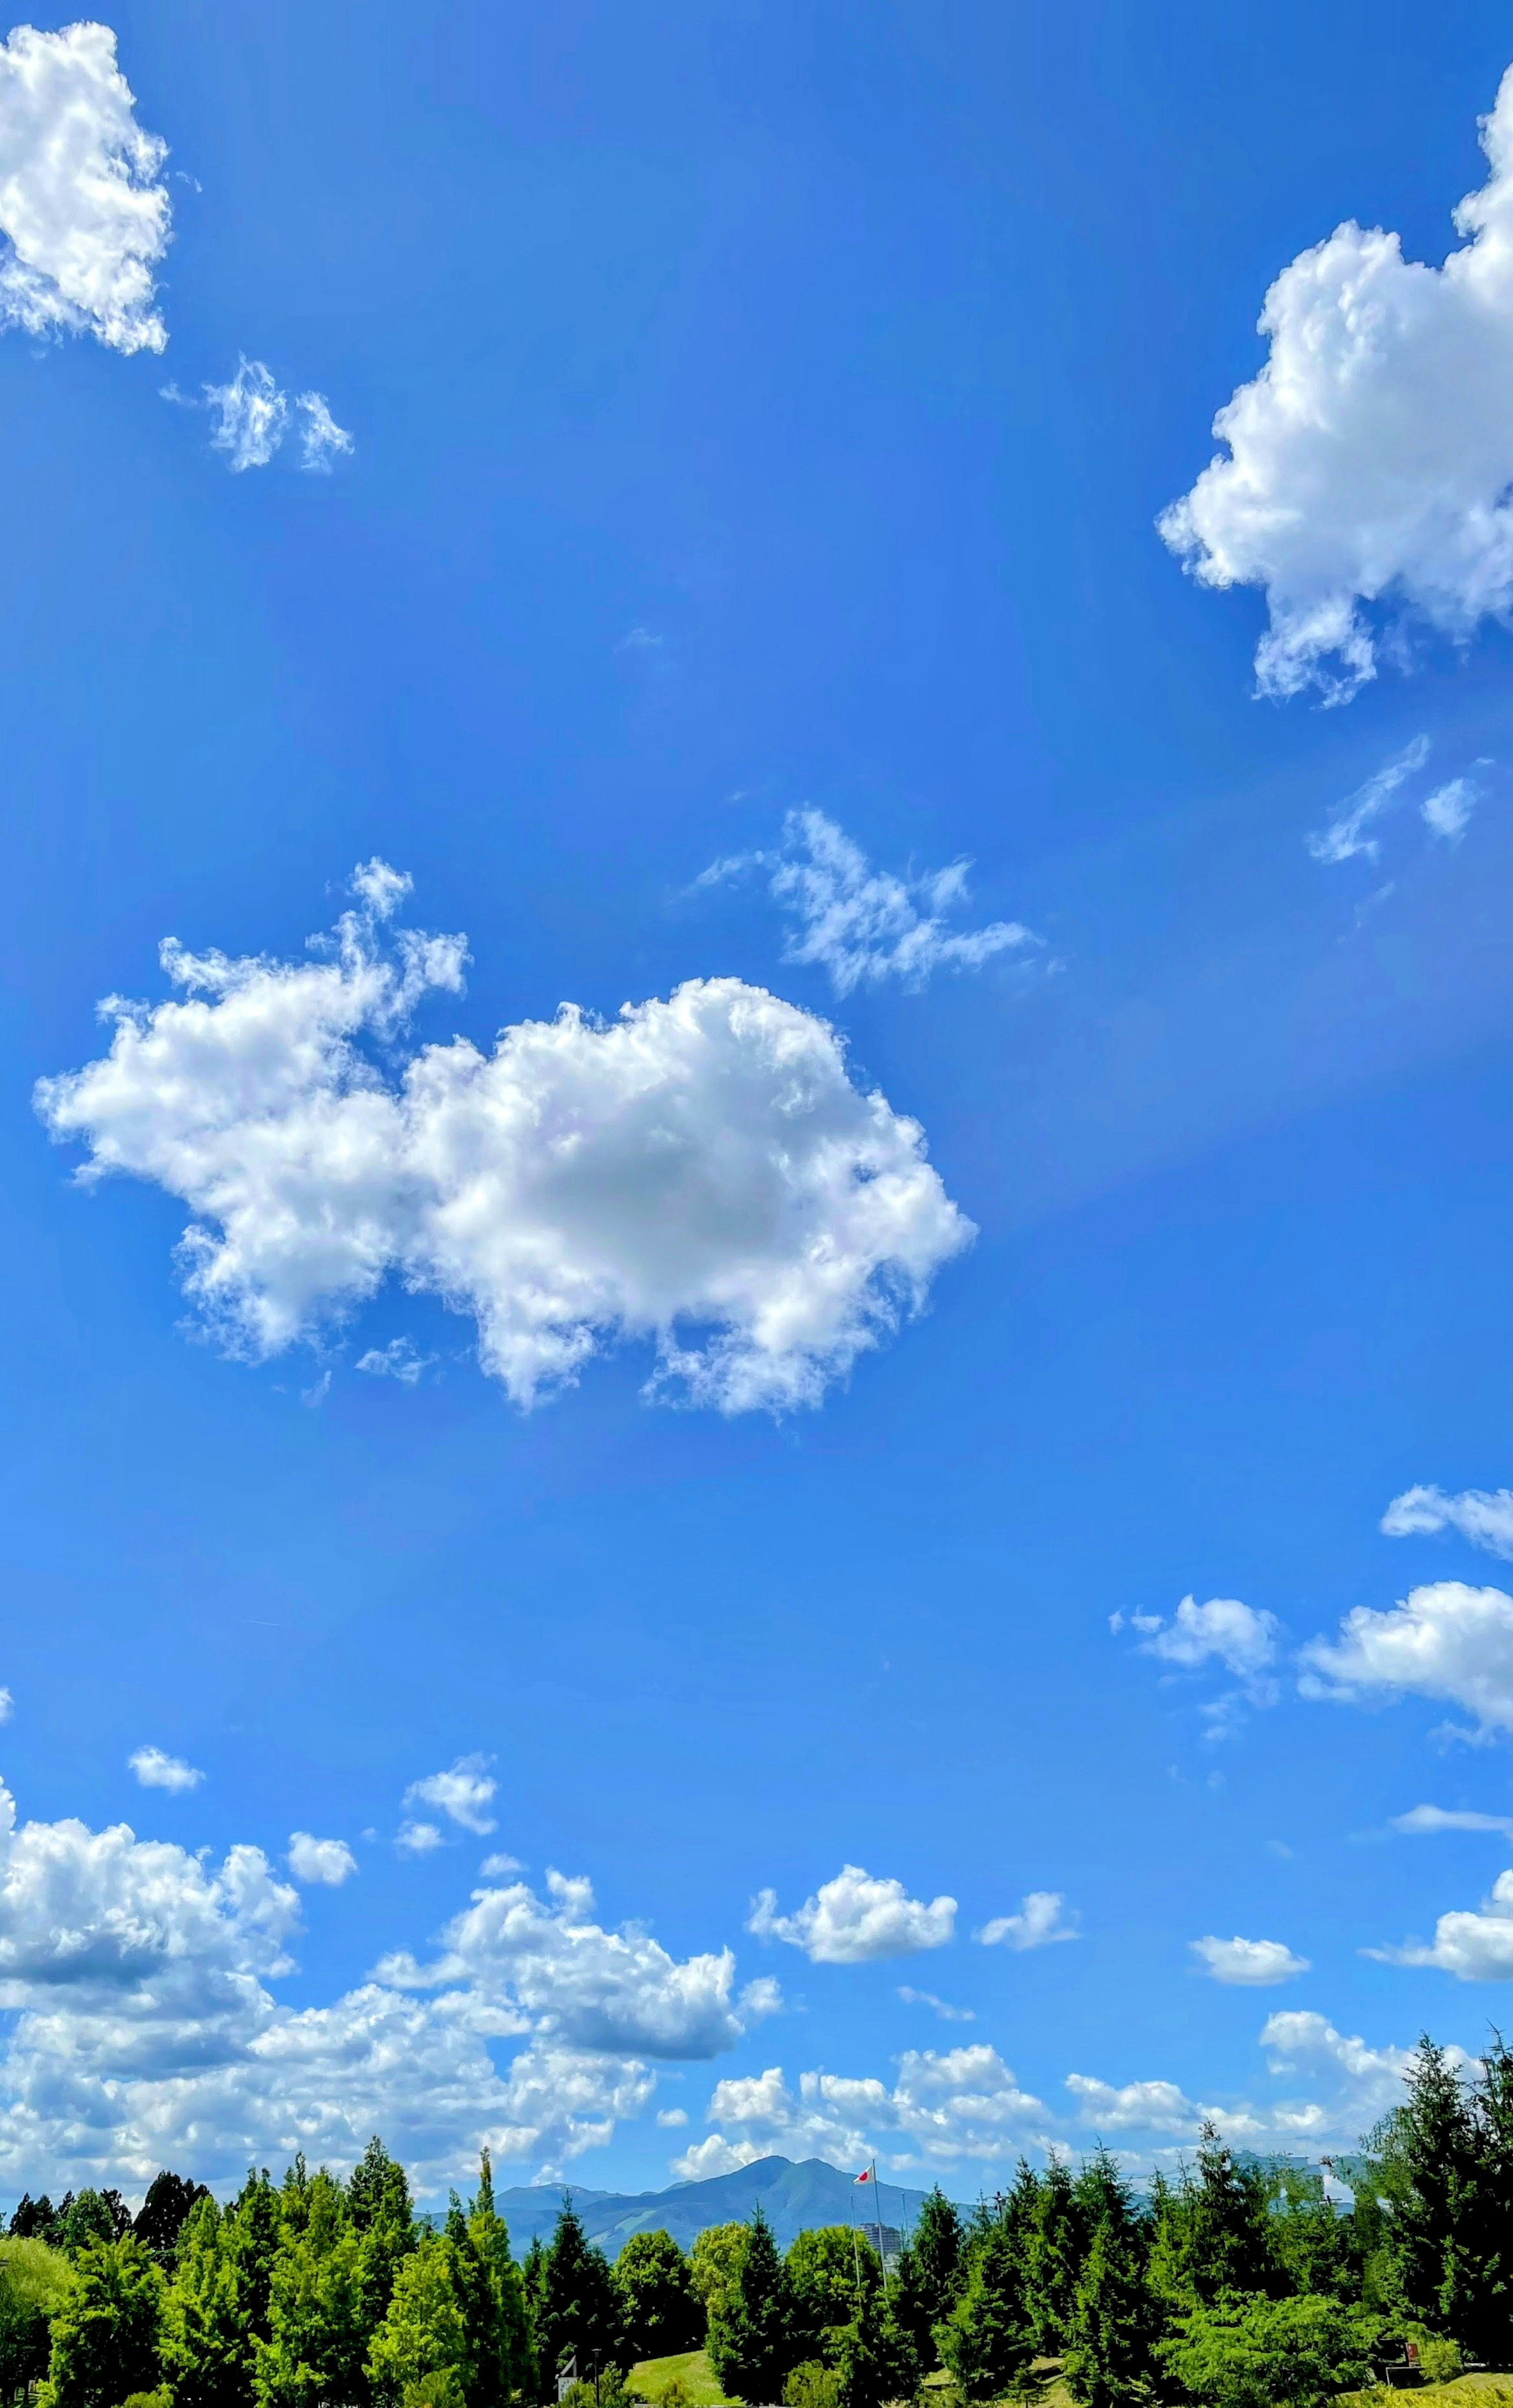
[629,2348,736,2406]
[1338,2382,1513,2408]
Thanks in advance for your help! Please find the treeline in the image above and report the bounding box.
[0,2035,1506,2408]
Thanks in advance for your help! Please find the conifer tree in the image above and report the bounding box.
[707,2205,797,2404]
[935,2223,1034,2402]
[534,2200,623,2391]
[1147,2129,1273,2312]
[1063,2212,1152,2408]
[1374,2036,1488,2349]
[251,2168,367,2406]
[1025,2159,1084,2353]
[911,2188,967,2340]
[367,2233,469,2404]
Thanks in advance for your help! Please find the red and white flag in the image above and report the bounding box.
[854,2166,874,2184]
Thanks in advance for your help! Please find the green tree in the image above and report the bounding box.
[368,2235,469,2405]
[707,2207,797,2405]
[1158,2294,1375,2408]
[533,2201,623,2391]
[447,2152,533,2407]
[883,2241,934,2378]
[1260,2170,1350,2303]
[58,2191,133,2259]
[1147,2132,1273,2314]
[1025,2160,1084,2354]
[690,2226,749,2334]
[935,2224,1033,2403]
[911,2190,967,2340]
[614,2230,701,2359]
[349,2138,419,2342]
[132,2173,210,2268]
[160,2194,257,2408]
[0,2234,73,2400]
[252,2169,368,2407]
[1064,2209,1153,2408]
[43,2233,165,2408]
[783,2365,840,2408]
[225,2172,284,2354]
[786,2229,870,2364]
[1372,2036,1486,2348]
[1467,2030,1513,2362]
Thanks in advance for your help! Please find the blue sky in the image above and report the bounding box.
[0,0,1508,2203]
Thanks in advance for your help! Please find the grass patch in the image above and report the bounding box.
[629,2348,734,2406]
[1339,2384,1513,2408]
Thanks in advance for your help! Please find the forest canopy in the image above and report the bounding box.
[0,2033,1505,2408]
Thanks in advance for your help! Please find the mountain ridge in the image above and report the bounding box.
[494,2153,964,2256]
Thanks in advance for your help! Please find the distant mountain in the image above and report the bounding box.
[494,2154,963,2257]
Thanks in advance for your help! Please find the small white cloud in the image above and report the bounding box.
[199,359,352,475]
[704,808,1039,996]
[1299,1580,1513,1734]
[1065,2074,1197,2134]
[297,391,353,472]
[1132,1595,1280,1680]
[128,1746,203,1793]
[404,1755,497,1836]
[1306,736,1430,864]
[206,357,290,472]
[975,1891,1080,1951]
[1390,1804,1513,1837]
[747,1865,956,1963]
[0,1688,11,1724]
[1158,68,1513,703]
[287,1833,357,1886]
[1381,1484,1513,1560]
[1421,777,1481,841]
[1191,1935,1310,1986]
[395,1820,445,1857]
[656,2106,689,2127]
[738,1976,783,2021]
[1365,1867,1513,1980]
[356,1338,436,1386]
[616,625,664,652]
[898,1985,976,2022]
[0,22,171,354]
[479,1851,525,1878]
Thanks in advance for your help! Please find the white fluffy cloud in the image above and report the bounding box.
[975,1892,1080,1951]
[747,1865,956,1963]
[1390,1804,1513,1837]
[1159,68,1513,702]
[702,809,1039,996]
[403,1756,498,1837]
[675,2045,1046,2178]
[1366,1868,1513,1980]
[1126,1595,1280,1678]
[357,1338,436,1386]
[288,1833,358,1887]
[1190,1935,1310,1987]
[1068,2012,1424,2151]
[1298,1580,1513,1734]
[0,1776,757,2194]
[1065,2075,1199,2135]
[200,357,353,475]
[0,21,170,354]
[37,864,970,1416]
[128,1745,203,1793]
[1381,1484,1513,1560]
[376,1868,760,2059]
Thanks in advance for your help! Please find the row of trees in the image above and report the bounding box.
[0,2033,1505,2408]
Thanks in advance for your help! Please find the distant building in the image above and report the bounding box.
[861,2221,902,2263]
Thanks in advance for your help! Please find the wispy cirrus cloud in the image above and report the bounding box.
[701,808,1040,996]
